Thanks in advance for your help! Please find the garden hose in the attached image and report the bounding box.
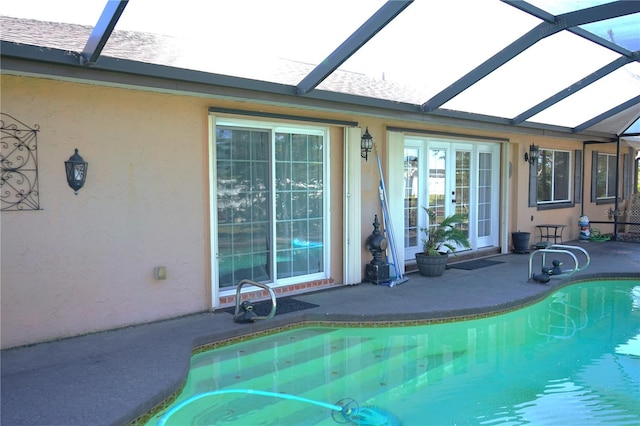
[156,389,401,426]
[588,228,610,242]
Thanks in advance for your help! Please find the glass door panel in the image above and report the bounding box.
[275,132,324,279]
[478,152,492,238]
[428,148,447,223]
[216,127,271,288]
[455,150,471,242]
[404,148,419,250]
[476,146,499,248]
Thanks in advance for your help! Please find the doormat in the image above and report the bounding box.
[449,259,504,270]
[222,297,319,317]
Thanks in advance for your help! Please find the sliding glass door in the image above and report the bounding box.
[214,121,328,291]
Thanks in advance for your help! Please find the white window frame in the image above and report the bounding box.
[537,148,572,205]
[211,117,331,297]
[595,152,617,201]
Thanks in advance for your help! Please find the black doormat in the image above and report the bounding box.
[222,297,319,317]
[449,259,504,270]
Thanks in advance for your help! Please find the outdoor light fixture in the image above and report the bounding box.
[361,127,373,161]
[65,148,88,195]
[524,144,539,165]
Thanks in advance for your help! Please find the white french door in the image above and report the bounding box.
[404,138,500,260]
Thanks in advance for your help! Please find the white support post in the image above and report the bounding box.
[343,127,363,284]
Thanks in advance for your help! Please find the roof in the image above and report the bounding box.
[1,0,639,139]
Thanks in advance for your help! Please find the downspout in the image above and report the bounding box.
[613,136,621,240]
[581,140,586,217]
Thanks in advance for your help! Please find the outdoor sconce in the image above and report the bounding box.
[524,144,539,165]
[65,148,88,195]
[361,127,373,161]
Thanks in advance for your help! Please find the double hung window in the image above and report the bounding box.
[215,121,327,289]
[537,149,571,204]
[595,153,617,201]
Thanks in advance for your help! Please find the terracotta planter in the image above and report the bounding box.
[415,252,448,276]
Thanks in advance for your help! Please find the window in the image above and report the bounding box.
[537,149,571,204]
[215,121,327,288]
[594,152,617,201]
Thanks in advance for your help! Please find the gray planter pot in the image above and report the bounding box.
[511,232,531,254]
[415,252,448,276]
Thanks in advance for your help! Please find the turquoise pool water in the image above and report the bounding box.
[148,279,640,425]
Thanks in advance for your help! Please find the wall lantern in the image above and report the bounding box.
[65,148,88,195]
[524,144,539,165]
[361,127,373,161]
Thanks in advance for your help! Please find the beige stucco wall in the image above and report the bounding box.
[510,137,630,244]
[1,75,213,348]
[3,73,614,348]
[511,136,579,239]
[1,75,356,348]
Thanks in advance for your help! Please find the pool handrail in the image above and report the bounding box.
[528,244,590,280]
[234,279,277,321]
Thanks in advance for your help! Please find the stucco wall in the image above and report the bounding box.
[2,73,617,348]
[1,75,211,348]
[1,75,356,348]
[512,136,586,243]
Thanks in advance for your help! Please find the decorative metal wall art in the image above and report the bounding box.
[1,113,41,211]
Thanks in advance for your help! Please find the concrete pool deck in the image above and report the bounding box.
[2,240,638,426]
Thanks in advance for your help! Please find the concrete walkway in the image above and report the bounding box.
[1,240,638,425]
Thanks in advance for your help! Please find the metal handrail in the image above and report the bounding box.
[234,279,277,321]
[528,244,590,280]
[545,244,590,272]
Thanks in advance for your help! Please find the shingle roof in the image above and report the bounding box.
[0,16,182,66]
[1,15,426,103]
[1,14,638,139]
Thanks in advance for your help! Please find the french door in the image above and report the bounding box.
[404,138,500,260]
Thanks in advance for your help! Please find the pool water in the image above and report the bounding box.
[148,279,640,425]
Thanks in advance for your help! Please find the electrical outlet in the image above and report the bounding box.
[154,266,167,280]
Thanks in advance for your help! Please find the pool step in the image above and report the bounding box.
[187,334,415,396]
[177,330,476,424]
[223,343,470,425]
[209,338,444,424]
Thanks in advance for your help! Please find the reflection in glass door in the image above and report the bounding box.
[215,125,326,290]
[454,150,471,243]
[404,149,419,249]
[427,147,446,224]
[427,146,470,249]
[477,151,496,248]
[216,128,271,288]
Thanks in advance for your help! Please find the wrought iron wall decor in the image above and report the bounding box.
[1,113,41,211]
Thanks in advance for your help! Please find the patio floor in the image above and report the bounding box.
[1,240,638,426]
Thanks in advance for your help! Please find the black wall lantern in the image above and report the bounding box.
[361,127,373,161]
[524,144,539,165]
[65,148,88,195]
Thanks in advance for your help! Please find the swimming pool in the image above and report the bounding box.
[146,279,640,425]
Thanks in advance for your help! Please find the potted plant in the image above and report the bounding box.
[415,207,471,276]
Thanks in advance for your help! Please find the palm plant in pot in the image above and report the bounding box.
[415,207,471,276]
